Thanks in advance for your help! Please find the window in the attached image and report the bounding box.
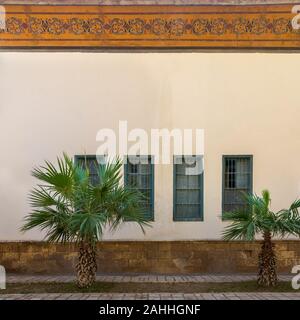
[222,155,253,214]
[173,156,204,221]
[75,155,105,185]
[124,155,154,221]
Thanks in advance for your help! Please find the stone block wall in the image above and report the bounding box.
[0,241,299,274]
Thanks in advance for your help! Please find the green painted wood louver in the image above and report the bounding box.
[173,155,204,221]
[124,155,154,221]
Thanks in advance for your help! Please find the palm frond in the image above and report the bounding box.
[22,154,151,244]
[105,187,151,234]
[221,190,300,241]
[97,157,122,190]
[222,208,256,241]
[21,208,71,243]
[69,212,107,243]
[29,187,59,208]
[246,193,268,218]
[274,200,300,237]
[73,164,89,185]
[31,154,75,197]
[262,189,271,208]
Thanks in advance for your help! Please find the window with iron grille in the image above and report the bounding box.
[222,155,253,214]
[173,155,204,221]
[74,155,105,186]
[124,155,154,221]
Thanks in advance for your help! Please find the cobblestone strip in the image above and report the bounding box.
[0,292,300,300]
[6,274,293,284]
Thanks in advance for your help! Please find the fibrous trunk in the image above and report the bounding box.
[257,231,278,287]
[76,241,97,288]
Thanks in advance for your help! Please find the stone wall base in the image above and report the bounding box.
[0,241,299,274]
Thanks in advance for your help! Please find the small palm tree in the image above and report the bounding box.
[21,154,150,288]
[222,190,300,287]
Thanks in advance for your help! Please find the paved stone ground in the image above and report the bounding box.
[2,274,299,300]
[6,273,293,283]
[0,292,300,300]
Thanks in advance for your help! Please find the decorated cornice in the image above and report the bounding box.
[0,4,300,49]
[1,1,300,5]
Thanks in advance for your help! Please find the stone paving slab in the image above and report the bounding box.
[6,274,293,283]
[0,292,300,300]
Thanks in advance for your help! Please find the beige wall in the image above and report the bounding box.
[0,52,300,240]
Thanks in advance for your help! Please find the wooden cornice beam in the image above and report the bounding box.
[0,4,299,49]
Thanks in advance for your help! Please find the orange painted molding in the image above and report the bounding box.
[0,4,300,49]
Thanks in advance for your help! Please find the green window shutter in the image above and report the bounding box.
[173,155,204,221]
[124,155,154,221]
[222,155,253,215]
[74,155,105,185]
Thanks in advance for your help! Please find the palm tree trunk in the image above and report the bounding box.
[76,241,97,288]
[257,231,278,286]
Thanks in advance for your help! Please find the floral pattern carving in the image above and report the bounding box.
[152,18,167,35]
[192,19,208,35]
[89,18,104,34]
[28,17,45,34]
[110,18,126,35]
[3,15,295,38]
[251,17,269,35]
[210,18,226,35]
[232,17,248,35]
[47,18,64,35]
[69,18,86,35]
[273,18,290,35]
[128,18,144,35]
[6,17,23,34]
[170,19,186,36]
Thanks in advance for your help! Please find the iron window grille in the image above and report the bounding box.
[222,155,253,215]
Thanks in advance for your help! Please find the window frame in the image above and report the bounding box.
[124,155,155,222]
[222,155,253,218]
[74,154,99,164]
[173,155,204,222]
[74,155,106,185]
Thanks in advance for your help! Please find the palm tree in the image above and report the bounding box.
[21,154,150,288]
[222,190,300,287]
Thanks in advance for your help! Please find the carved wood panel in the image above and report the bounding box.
[0,4,299,48]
